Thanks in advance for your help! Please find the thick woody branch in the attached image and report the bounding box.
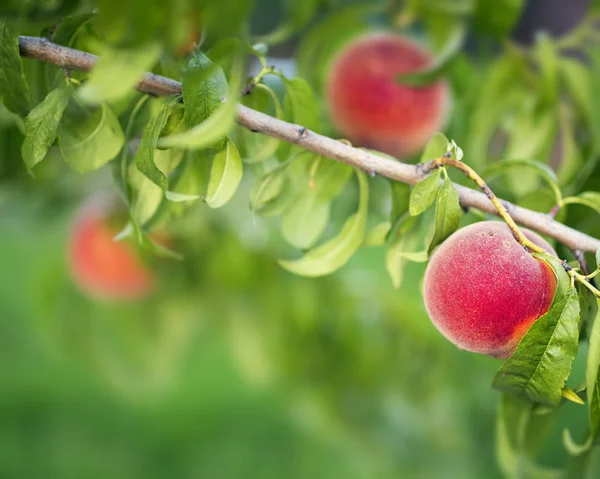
[17,36,600,253]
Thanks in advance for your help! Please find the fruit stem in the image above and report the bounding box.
[427,156,545,254]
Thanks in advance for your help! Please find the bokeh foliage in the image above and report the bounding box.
[2,0,600,477]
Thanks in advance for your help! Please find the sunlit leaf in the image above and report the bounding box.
[281,157,352,249]
[59,103,125,173]
[78,43,161,104]
[21,81,72,169]
[250,168,285,214]
[282,198,330,250]
[562,192,600,216]
[535,32,559,106]
[279,170,368,277]
[389,180,411,227]
[483,158,563,205]
[427,178,461,254]
[492,282,580,407]
[182,51,228,128]
[134,106,171,191]
[420,132,449,163]
[559,58,591,125]
[409,169,441,216]
[363,222,391,247]
[240,83,281,164]
[0,19,31,117]
[586,300,600,438]
[385,216,422,289]
[157,58,242,150]
[205,139,243,208]
[277,76,320,160]
[45,12,96,88]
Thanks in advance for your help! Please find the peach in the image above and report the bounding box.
[67,199,156,301]
[423,221,557,358]
[325,32,448,159]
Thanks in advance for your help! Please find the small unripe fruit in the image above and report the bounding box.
[325,32,448,159]
[68,199,156,301]
[423,221,557,358]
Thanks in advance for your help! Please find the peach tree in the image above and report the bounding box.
[2,0,600,475]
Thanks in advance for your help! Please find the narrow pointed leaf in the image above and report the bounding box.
[492,288,580,407]
[182,51,228,128]
[134,106,171,191]
[427,179,461,254]
[59,103,124,173]
[21,82,72,169]
[396,24,465,86]
[205,139,243,208]
[409,169,441,216]
[78,43,161,104]
[0,19,31,117]
[279,170,368,277]
[420,132,450,163]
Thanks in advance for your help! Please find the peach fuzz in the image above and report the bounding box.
[423,221,557,359]
[67,199,156,301]
[325,32,448,159]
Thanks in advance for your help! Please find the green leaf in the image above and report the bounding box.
[78,43,161,104]
[492,288,580,407]
[474,0,524,38]
[363,222,391,247]
[21,82,72,169]
[157,59,242,150]
[45,12,96,89]
[205,139,243,208]
[240,83,281,164]
[385,216,422,289]
[277,76,320,160]
[279,170,368,277]
[389,180,411,227]
[427,179,461,254]
[282,198,330,250]
[134,106,171,192]
[562,192,600,216]
[559,58,591,125]
[396,24,465,86]
[535,32,559,106]
[596,247,600,268]
[182,51,228,128]
[59,103,125,173]
[250,168,285,214]
[467,55,523,170]
[0,19,31,117]
[281,157,352,249]
[420,132,450,163]
[296,3,381,92]
[482,159,563,206]
[257,0,318,46]
[496,393,562,478]
[409,169,441,216]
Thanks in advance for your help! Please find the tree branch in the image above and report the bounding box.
[17,35,600,253]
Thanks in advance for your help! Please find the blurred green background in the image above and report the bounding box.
[1,0,599,477]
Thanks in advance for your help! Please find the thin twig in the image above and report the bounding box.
[16,35,600,253]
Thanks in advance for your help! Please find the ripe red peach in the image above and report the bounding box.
[67,199,156,301]
[423,221,557,359]
[325,32,448,159]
